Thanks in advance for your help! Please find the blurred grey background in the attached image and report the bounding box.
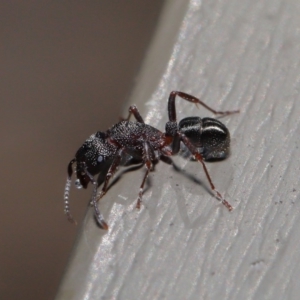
[0,2,163,299]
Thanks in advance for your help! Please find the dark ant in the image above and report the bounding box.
[64,91,239,230]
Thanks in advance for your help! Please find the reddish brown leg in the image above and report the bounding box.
[178,132,233,211]
[136,167,151,209]
[79,148,125,230]
[85,169,109,230]
[125,105,145,123]
[168,91,239,122]
[136,142,154,209]
[96,148,124,202]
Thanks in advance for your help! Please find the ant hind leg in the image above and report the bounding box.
[178,132,233,211]
[167,91,239,122]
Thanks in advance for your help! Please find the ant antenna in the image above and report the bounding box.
[64,159,77,224]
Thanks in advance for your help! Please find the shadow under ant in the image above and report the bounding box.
[94,154,216,209]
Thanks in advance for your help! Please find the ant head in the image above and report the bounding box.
[73,131,117,188]
[179,117,230,161]
[64,131,116,224]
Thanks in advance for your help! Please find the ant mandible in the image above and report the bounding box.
[64,91,239,230]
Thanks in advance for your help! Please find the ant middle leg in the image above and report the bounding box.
[135,142,154,209]
[168,91,239,122]
[136,167,151,209]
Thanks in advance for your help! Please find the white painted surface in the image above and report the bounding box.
[56,0,300,299]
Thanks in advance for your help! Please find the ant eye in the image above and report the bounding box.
[97,155,104,163]
[75,179,83,189]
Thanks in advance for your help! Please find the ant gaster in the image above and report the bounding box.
[64,91,239,230]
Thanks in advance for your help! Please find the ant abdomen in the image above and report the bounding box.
[179,117,230,161]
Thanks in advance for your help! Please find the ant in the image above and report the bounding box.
[64,91,239,230]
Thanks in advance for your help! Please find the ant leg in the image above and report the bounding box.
[64,159,77,224]
[136,142,154,209]
[82,149,124,230]
[96,148,124,202]
[136,168,151,209]
[125,105,145,123]
[168,91,239,122]
[84,169,109,230]
[178,132,233,211]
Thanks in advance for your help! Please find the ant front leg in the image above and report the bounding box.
[96,148,124,202]
[125,105,145,123]
[83,165,109,230]
[83,148,124,230]
[168,91,239,121]
[178,132,233,211]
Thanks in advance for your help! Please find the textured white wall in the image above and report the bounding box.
[57,0,300,299]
